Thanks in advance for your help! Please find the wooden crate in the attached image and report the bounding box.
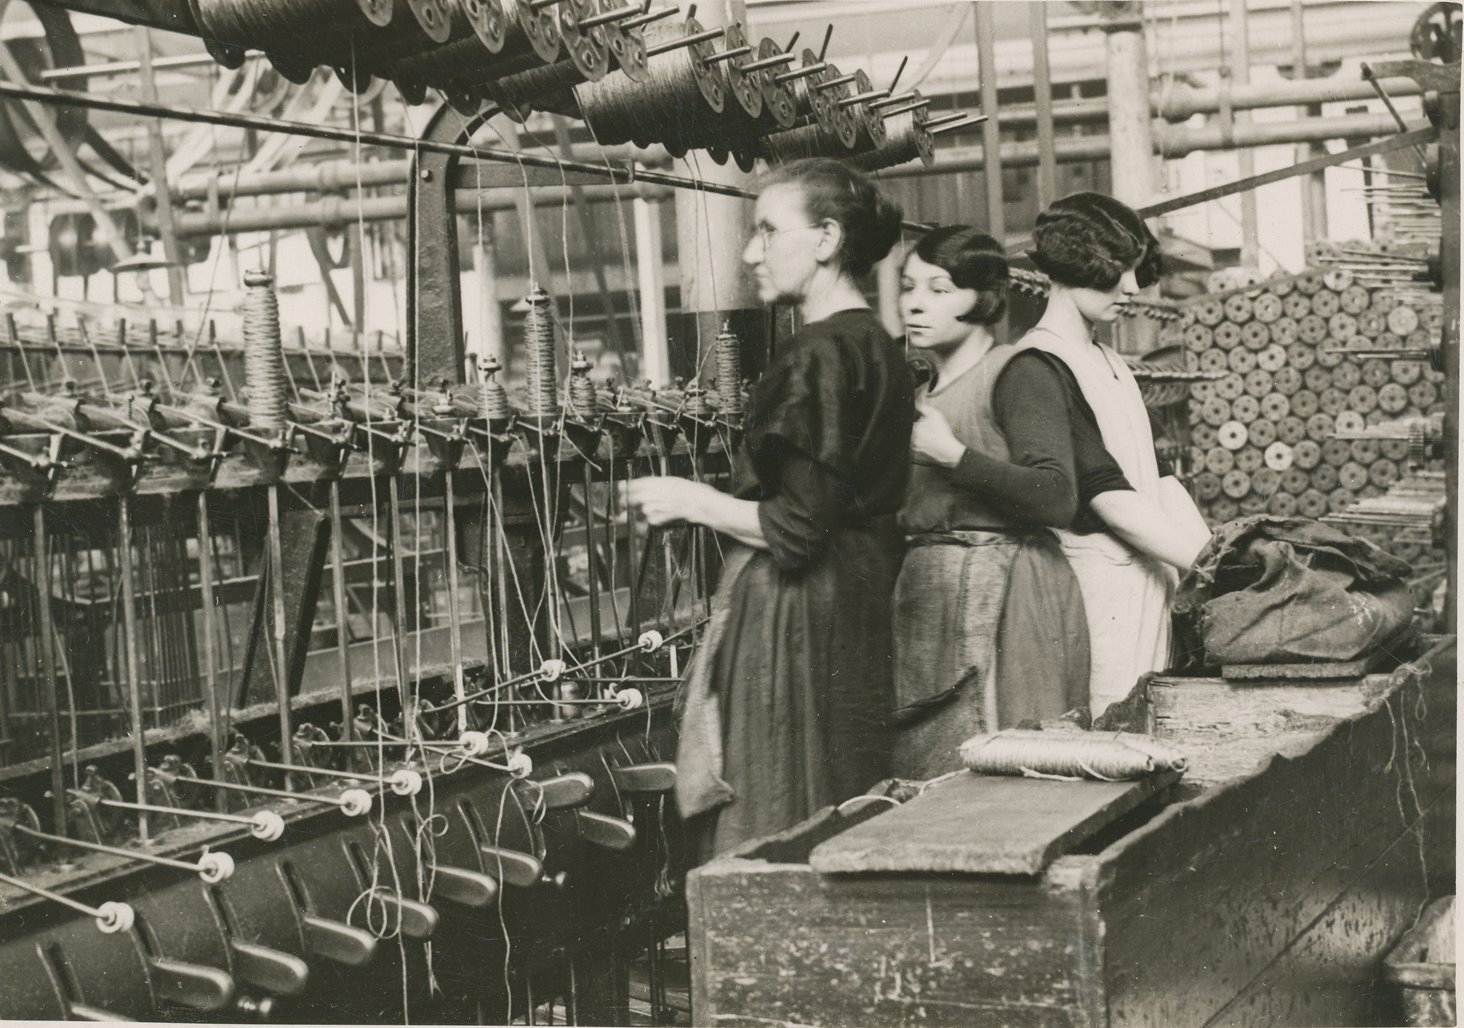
[688,637,1455,1027]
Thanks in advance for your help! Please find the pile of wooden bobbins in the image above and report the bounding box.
[1167,247,1446,563]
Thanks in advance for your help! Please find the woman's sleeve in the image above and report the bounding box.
[943,353,1078,527]
[756,449,852,572]
[745,329,862,572]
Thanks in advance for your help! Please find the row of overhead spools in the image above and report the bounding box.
[1169,257,1447,562]
[188,0,965,171]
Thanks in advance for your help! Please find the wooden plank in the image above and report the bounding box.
[1148,674,1385,785]
[808,771,1178,876]
[1206,796,1449,1027]
[1096,644,1452,1027]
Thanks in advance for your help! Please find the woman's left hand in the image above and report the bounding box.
[621,477,715,527]
[910,403,966,468]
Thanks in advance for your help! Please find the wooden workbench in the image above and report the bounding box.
[687,636,1455,1027]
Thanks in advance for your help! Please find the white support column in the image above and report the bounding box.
[633,191,670,387]
[1103,2,1158,355]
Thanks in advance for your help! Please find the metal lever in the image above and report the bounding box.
[300,915,376,967]
[431,865,499,908]
[68,1004,131,1021]
[520,772,594,811]
[147,956,236,1012]
[230,941,309,997]
[609,762,676,793]
[362,891,439,939]
[477,845,544,888]
[575,811,637,850]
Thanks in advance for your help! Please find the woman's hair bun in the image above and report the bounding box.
[1028,191,1164,291]
[761,158,904,277]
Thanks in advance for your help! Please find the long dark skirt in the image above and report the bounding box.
[695,529,897,858]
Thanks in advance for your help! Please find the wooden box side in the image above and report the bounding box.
[1092,638,1455,1027]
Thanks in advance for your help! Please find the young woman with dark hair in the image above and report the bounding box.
[624,158,914,856]
[1013,192,1211,713]
[891,226,1091,778]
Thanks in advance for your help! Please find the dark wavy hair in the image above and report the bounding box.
[1028,192,1164,290]
[908,225,1010,325]
[760,158,903,277]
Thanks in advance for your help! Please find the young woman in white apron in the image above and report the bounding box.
[1017,193,1212,714]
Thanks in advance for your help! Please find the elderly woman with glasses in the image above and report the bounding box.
[624,158,913,858]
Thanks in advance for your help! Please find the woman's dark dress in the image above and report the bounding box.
[694,309,914,857]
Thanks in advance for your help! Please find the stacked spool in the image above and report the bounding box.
[1172,261,1446,565]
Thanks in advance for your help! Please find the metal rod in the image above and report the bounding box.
[887,54,908,94]
[774,61,825,84]
[880,99,931,119]
[0,80,940,231]
[92,794,282,835]
[922,111,971,129]
[646,27,723,57]
[837,88,890,107]
[814,72,857,90]
[817,24,833,61]
[736,51,798,73]
[578,2,640,27]
[0,868,123,922]
[116,497,149,843]
[265,485,293,769]
[582,462,602,661]
[13,822,228,877]
[181,773,369,811]
[442,471,468,734]
[32,506,67,836]
[701,45,753,65]
[386,474,412,715]
[241,756,420,793]
[195,494,225,813]
[1361,63,1432,167]
[928,115,986,135]
[1138,126,1436,217]
[870,90,920,110]
[620,6,676,29]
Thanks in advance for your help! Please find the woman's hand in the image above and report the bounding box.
[910,403,966,468]
[621,477,717,527]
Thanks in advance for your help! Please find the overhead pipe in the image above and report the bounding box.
[166,184,675,236]
[883,111,1426,178]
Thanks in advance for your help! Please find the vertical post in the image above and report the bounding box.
[1103,4,1155,206]
[473,226,506,367]
[633,190,670,385]
[195,493,225,810]
[134,27,186,306]
[1290,0,1329,245]
[974,1,1005,241]
[1029,3,1059,209]
[672,2,756,380]
[116,498,148,841]
[32,507,66,834]
[1231,0,1260,268]
[1103,2,1157,355]
[1438,84,1459,626]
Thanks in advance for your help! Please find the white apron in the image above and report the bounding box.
[1015,326,1174,713]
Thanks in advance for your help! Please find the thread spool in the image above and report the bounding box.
[568,351,599,415]
[477,355,512,421]
[840,68,887,151]
[596,0,649,81]
[194,0,393,70]
[522,286,561,416]
[241,270,288,434]
[638,629,664,651]
[848,105,933,171]
[808,63,859,149]
[742,36,796,132]
[390,0,557,94]
[715,325,744,416]
[491,0,610,119]
[576,17,726,154]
